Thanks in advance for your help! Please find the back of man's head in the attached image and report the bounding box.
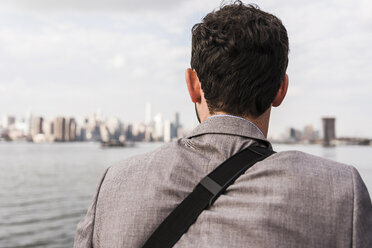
[191,1,289,118]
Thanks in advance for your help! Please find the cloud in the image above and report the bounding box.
[360,0,372,25]
[0,6,191,122]
[0,0,371,136]
[107,54,127,69]
[0,0,190,12]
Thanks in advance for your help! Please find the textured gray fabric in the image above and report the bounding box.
[74,115,372,248]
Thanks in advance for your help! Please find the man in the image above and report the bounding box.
[75,2,372,247]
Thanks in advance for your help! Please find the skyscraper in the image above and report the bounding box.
[163,120,171,142]
[43,120,54,142]
[175,112,180,128]
[31,116,43,137]
[54,117,65,142]
[303,125,318,142]
[171,112,181,139]
[153,113,164,141]
[65,118,77,141]
[322,117,336,146]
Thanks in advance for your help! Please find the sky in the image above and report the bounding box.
[0,0,371,138]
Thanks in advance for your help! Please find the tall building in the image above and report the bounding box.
[303,125,318,142]
[144,125,153,142]
[171,112,181,139]
[163,120,171,142]
[25,111,33,136]
[31,116,43,136]
[85,113,101,141]
[100,124,110,142]
[289,127,302,142]
[65,118,77,141]
[43,120,54,142]
[175,112,180,128]
[153,113,164,141]
[77,125,87,141]
[129,123,146,141]
[322,117,336,146]
[54,117,66,142]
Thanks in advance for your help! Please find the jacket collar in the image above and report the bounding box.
[187,115,272,150]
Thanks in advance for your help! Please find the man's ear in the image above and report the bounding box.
[272,74,289,107]
[185,68,202,103]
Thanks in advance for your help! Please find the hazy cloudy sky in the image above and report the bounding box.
[0,0,371,138]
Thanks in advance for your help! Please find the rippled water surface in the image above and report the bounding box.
[0,142,163,247]
[0,142,371,247]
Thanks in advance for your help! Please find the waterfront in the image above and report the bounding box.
[0,142,371,247]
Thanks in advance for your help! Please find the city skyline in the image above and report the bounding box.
[2,107,372,140]
[0,105,186,144]
[2,106,372,145]
[1,0,372,137]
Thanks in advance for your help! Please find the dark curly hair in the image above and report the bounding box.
[191,1,289,117]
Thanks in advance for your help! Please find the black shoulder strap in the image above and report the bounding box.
[142,146,275,248]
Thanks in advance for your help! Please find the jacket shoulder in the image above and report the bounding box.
[92,140,204,247]
[272,150,354,175]
[106,140,190,179]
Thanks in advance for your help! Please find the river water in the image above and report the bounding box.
[0,142,371,247]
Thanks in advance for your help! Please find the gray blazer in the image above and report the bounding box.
[74,115,372,248]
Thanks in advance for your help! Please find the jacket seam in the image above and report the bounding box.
[350,167,355,248]
[91,166,111,246]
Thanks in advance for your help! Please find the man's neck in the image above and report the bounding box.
[207,109,271,138]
